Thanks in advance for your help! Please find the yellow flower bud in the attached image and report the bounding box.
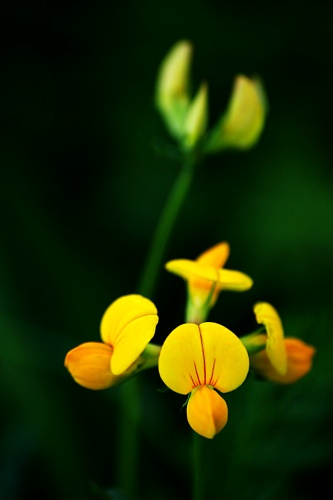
[155,40,192,139]
[205,75,266,152]
[181,82,208,150]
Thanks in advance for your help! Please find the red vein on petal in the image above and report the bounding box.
[193,361,201,386]
[208,358,216,386]
[189,373,197,388]
[198,325,207,385]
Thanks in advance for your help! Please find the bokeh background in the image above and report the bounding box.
[1,1,333,499]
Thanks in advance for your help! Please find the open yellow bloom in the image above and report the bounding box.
[65,295,159,390]
[158,322,249,438]
[250,338,316,384]
[165,242,253,323]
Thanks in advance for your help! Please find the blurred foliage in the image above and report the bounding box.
[1,1,333,499]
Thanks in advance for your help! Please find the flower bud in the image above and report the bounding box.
[155,40,192,139]
[181,82,208,150]
[205,75,266,152]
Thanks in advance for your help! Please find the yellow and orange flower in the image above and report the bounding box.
[165,242,253,323]
[158,322,249,439]
[245,302,315,384]
[65,295,159,390]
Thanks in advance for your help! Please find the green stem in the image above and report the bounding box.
[137,155,196,298]
[117,377,140,498]
[117,154,198,498]
[192,432,205,500]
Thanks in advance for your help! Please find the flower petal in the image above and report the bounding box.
[165,259,218,284]
[187,386,228,439]
[100,295,158,374]
[64,342,117,390]
[254,302,287,375]
[282,338,315,383]
[196,242,230,269]
[159,323,204,394]
[199,322,249,393]
[110,315,159,375]
[217,269,253,291]
[158,322,249,394]
[165,258,253,293]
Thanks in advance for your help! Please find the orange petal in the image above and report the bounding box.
[64,342,118,390]
[196,242,230,269]
[187,386,228,439]
[250,337,315,384]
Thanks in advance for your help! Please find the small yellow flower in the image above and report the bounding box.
[158,322,249,439]
[250,338,316,384]
[65,295,159,390]
[165,242,253,323]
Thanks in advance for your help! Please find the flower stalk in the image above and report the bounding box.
[137,154,197,299]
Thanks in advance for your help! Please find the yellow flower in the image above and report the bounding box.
[65,295,159,390]
[165,242,253,323]
[205,75,267,153]
[158,322,249,439]
[246,302,316,383]
[250,338,316,384]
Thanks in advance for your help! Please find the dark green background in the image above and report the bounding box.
[1,1,332,499]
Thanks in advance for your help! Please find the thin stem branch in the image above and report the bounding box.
[137,155,196,298]
[117,377,140,498]
[117,154,198,498]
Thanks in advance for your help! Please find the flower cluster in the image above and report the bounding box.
[65,41,315,441]
[65,243,315,439]
[155,40,267,153]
